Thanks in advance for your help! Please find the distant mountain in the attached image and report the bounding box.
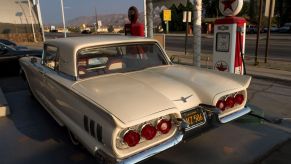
[66,11,164,27]
[66,13,134,26]
[56,0,189,27]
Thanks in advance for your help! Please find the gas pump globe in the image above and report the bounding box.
[213,0,246,75]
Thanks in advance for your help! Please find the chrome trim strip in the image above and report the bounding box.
[117,133,183,164]
[218,106,251,123]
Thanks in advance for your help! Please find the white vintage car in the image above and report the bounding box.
[19,36,251,163]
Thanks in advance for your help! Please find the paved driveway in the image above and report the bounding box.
[0,77,290,164]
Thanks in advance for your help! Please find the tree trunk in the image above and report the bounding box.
[192,0,202,67]
[146,0,153,38]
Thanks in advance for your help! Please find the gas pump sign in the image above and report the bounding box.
[216,32,230,52]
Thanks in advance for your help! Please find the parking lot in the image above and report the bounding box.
[0,75,290,164]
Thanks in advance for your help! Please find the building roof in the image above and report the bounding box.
[0,0,38,24]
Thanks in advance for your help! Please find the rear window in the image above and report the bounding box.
[77,43,168,79]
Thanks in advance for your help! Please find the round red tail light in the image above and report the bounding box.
[216,100,226,111]
[234,94,244,105]
[157,119,172,134]
[141,124,157,140]
[123,130,140,147]
[226,96,235,108]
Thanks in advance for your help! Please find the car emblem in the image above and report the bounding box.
[174,95,193,103]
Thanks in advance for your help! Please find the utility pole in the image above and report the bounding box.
[146,0,153,38]
[144,0,147,37]
[35,0,45,41]
[192,0,202,67]
[254,0,263,65]
[60,0,66,38]
[264,0,275,63]
[27,0,37,42]
[95,7,98,33]
[184,0,190,55]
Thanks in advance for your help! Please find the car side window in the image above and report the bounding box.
[43,45,59,70]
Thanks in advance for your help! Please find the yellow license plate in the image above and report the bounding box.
[182,108,206,130]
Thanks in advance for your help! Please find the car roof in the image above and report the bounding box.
[44,35,161,79]
[45,35,157,50]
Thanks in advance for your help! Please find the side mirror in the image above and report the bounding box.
[30,57,37,64]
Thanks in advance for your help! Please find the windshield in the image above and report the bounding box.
[77,43,168,79]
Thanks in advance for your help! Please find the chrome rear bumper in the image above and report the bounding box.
[218,106,251,123]
[115,106,251,164]
[118,133,183,164]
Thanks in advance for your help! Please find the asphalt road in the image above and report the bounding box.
[165,34,291,61]
[0,75,290,164]
[44,32,291,61]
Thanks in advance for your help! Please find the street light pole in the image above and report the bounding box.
[60,0,66,38]
[254,0,263,65]
[264,0,274,63]
[144,0,147,37]
[35,0,45,41]
[27,0,37,42]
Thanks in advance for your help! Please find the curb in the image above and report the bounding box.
[0,88,10,117]
[246,73,291,85]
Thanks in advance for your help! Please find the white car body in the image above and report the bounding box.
[19,36,251,163]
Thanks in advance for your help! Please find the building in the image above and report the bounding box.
[0,0,42,42]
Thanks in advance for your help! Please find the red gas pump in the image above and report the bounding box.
[213,0,246,75]
[124,6,144,37]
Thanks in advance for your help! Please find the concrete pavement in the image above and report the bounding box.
[0,76,290,164]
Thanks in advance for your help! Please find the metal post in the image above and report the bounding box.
[144,0,147,37]
[60,0,66,38]
[264,0,274,63]
[27,0,37,42]
[35,0,45,41]
[95,7,98,33]
[185,11,189,55]
[166,21,169,34]
[254,0,263,65]
[193,0,202,67]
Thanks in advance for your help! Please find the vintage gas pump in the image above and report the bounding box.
[213,0,246,75]
[124,6,145,37]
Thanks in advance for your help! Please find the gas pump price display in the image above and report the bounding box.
[216,32,230,52]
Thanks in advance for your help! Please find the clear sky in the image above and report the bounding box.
[39,0,143,24]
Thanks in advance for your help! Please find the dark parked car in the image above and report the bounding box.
[246,25,257,34]
[0,42,42,76]
[278,26,291,33]
[0,39,28,50]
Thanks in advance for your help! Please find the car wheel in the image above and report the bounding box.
[67,129,80,146]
